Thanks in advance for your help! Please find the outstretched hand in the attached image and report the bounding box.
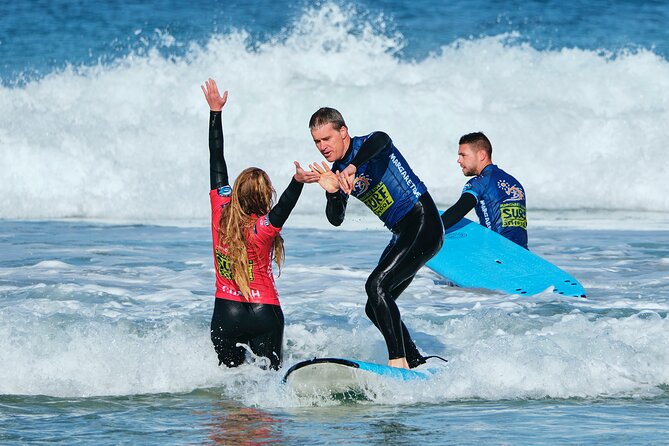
[201,78,228,111]
[293,161,320,184]
[309,161,342,194]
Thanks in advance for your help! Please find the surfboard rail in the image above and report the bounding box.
[281,357,360,383]
[282,357,432,396]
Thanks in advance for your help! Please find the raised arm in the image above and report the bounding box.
[268,162,318,227]
[201,78,229,189]
[268,178,303,228]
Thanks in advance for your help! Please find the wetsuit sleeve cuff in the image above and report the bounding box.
[325,190,347,226]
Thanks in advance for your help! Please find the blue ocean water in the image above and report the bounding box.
[3,0,669,81]
[1,1,669,444]
[1,220,668,444]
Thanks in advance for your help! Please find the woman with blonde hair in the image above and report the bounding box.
[202,78,317,370]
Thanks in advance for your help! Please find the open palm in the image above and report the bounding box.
[201,78,228,111]
[309,162,341,193]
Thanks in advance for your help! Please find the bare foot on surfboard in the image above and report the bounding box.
[388,357,410,369]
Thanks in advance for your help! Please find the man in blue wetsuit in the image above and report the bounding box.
[441,132,528,249]
[308,107,444,370]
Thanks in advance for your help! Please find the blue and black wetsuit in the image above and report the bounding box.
[441,164,528,249]
[326,132,444,368]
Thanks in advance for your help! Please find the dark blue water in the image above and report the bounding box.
[2,0,668,82]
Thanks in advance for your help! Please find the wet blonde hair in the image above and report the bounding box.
[219,167,284,299]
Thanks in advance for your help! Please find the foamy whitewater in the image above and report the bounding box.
[1,220,668,443]
[1,2,668,444]
[2,4,669,221]
[2,222,668,400]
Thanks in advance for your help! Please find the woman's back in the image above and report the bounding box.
[210,188,281,305]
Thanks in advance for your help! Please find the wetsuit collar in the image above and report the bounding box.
[340,138,353,164]
[478,163,495,176]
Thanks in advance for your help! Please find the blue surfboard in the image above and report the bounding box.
[426,217,586,297]
[282,358,431,396]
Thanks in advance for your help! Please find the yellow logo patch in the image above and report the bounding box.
[215,249,254,281]
[361,182,394,217]
[500,203,527,228]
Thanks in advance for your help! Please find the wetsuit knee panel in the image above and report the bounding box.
[364,272,387,302]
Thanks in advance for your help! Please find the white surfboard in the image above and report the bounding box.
[282,357,433,397]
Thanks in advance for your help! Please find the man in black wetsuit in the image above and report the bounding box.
[309,107,444,370]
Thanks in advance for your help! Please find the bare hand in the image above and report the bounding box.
[293,161,320,184]
[201,78,228,111]
[337,164,357,195]
[309,161,341,193]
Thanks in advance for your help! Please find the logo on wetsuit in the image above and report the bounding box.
[353,174,372,195]
[215,249,254,281]
[360,182,394,217]
[217,185,232,197]
[496,179,526,228]
[500,203,527,228]
[497,179,524,202]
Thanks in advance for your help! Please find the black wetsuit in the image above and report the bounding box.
[327,132,444,367]
[210,298,285,370]
[208,110,302,370]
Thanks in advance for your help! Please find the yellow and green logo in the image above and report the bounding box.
[361,182,394,217]
[215,250,254,281]
[500,203,527,228]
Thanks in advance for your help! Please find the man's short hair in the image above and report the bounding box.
[309,107,347,130]
[459,132,492,157]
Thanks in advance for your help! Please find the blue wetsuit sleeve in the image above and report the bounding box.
[268,177,304,228]
[209,111,229,190]
[441,193,477,230]
[325,190,348,226]
[349,132,391,167]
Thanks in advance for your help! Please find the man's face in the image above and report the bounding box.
[457,143,481,177]
[310,123,349,162]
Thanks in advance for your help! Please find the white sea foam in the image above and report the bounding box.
[0,3,668,405]
[1,4,668,222]
[1,246,667,402]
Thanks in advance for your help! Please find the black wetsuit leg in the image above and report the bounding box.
[247,304,285,370]
[364,192,443,363]
[365,276,424,367]
[210,298,285,370]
